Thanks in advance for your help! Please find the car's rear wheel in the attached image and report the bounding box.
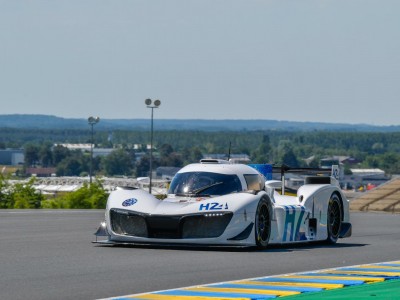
[327,194,342,244]
[255,197,271,249]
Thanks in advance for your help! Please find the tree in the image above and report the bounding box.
[363,156,380,168]
[251,134,272,164]
[24,144,40,167]
[277,142,300,168]
[156,144,182,167]
[371,142,385,154]
[57,156,83,176]
[38,143,53,167]
[53,145,70,165]
[160,152,183,168]
[102,149,134,176]
[181,146,203,164]
[159,144,174,157]
[380,152,400,175]
[281,148,300,167]
[344,165,353,175]
[136,155,150,177]
[306,155,321,168]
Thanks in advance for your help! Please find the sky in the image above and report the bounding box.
[0,1,399,126]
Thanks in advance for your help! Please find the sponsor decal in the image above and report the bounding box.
[199,202,229,211]
[282,205,307,242]
[331,165,340,180]
[122,198,138,207]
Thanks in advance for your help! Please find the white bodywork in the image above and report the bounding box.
[96,160,351,247]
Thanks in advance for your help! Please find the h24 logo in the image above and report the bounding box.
[199,202,228,211]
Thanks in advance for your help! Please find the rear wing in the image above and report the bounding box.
[249,164,340,195]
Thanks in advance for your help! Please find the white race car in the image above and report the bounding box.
[94,159,351,249]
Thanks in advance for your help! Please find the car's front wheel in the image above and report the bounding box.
[255,196,271,249]
[327,193,342,244]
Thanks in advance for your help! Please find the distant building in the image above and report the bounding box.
[113,144,149,151]
[92,148,114,157]
[134,152,146,162]
[53,144,113,157]
[54,143,92,151]
[319,155,360,182]
[0,149,24,165]
[26,167,57,177]
[343,168,389,190]
[350,168,386,178]
[320,156,360,169]
[229,154,251,164]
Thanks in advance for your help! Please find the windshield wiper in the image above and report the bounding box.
[191,182,223,196]
[174,182,224,197]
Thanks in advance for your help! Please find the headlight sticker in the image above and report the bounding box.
[122,198,138,207]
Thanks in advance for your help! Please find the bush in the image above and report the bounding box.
[0,176,109,209]
[0,176,44,209]
[48,180,109,209]
[41,198,70,209]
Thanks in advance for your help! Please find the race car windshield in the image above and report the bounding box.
[168,172,242,196]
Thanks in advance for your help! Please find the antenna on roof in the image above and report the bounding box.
[227,141,232,161]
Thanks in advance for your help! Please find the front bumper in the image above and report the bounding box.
[109,208,233,239]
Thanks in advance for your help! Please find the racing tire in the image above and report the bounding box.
[255,196,271,249]
[326,193,342,244]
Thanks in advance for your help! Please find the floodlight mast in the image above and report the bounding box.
[88,116,100,184]
[145,99,161,194]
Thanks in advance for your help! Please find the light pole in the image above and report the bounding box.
[88,116,100,184]
[145,98,161,194]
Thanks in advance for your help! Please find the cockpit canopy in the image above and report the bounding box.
[168,172,242,196]
[168,171,265,197]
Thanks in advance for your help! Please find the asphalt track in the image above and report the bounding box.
[0,210,399,300]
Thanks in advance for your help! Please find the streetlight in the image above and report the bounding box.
[145,98,161,194]
[88,116,100,184]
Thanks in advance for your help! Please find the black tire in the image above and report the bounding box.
[327,194,342,244]
[255,196,271,249]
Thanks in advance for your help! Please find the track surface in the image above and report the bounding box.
[0,210,399,300]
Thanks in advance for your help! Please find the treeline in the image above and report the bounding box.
[2,129,400,175]
[3,129,400,154]
[20,142,200,177]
